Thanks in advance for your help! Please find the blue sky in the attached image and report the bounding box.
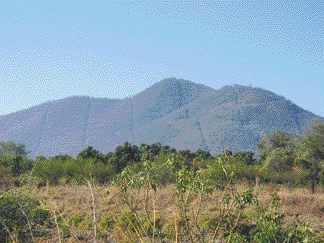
[0,0,323,116]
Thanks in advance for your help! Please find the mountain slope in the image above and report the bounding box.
[0,79,320,156]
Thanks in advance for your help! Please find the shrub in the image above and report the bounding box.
[32,158,64,184]
[32,157,116,185]
[0,191,51,242]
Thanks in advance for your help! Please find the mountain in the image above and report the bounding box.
[0,78,321,156]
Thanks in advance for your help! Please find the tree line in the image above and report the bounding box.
[0,120,323,193]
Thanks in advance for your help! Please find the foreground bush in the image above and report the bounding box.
[0,191,51,242]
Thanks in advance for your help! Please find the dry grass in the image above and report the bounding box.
[8,183,323,242]
[255,185,324,232]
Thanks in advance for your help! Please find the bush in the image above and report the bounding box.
[32,157,116,185]
[32,158,65,184]
[92,162,115,184]
[0,191,51,242]
[0,164,11,189]
[250,193,321,242]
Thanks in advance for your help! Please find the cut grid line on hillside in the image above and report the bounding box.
[34,104,50,156]
[131,97,135,144]
[195,120,209,152]
[81,99,92,149]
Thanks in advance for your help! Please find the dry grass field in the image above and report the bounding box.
[10,183,322,242]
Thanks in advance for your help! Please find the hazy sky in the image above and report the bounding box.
[1,0,323,116]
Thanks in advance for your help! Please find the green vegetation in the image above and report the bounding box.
[0,121,323,242]
[0,192,51,242]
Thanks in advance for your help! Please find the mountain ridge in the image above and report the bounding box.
[0,78,321,156]
[0,80,293,118]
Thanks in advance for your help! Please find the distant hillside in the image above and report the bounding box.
[0,78,320,156]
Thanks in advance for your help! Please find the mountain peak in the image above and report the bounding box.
[156,77,195,86]
[148,77,213,91]
[137,78,215,100]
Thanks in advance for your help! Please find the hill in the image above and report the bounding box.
[0,78,320,156]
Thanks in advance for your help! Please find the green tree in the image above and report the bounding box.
[296,120,324,193]
[78,146,104,163]
[233,151,256,165]
[0,141,28,157]
[0,142,32,178]
[258,131,296,160]
[112,142,141,172]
